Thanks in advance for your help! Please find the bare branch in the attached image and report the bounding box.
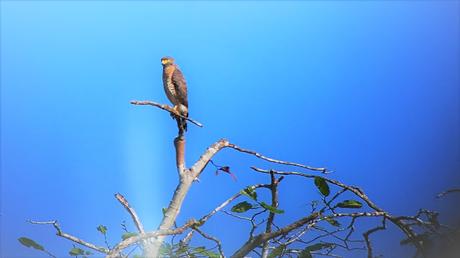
[363,218,386,258]
[193,226,225,257]
[28,220,109,254]
[190,139,230,178]
[179,230,195,247]
[261,171,282,258]
[228,143,327,173]
[146,135,192,257]
[231,212,322,258]
[174,136,186,175]
[114,193,145,234]
[251,167,383,212]
[107,219,199,258]
[436,188,460,198]
[130,100,203,127]
[199,184,270,225]
[250,167,425,256]
[151,174,194,256]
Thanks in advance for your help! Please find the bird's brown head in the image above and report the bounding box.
[161,56,175,66]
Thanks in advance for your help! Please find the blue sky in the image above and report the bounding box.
[1,1,459,257]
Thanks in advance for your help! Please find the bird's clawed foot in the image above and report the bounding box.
[170,105,180,119]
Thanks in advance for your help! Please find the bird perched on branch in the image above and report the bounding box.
[161,56,188,134]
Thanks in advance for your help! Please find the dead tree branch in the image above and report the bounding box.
[231,212,322,258]
[107,219,199,258]
[174,136,186,175]
[130,100,203,127]
[261,171,283,258]
[227,143,327,173]
[250,167,425,257]
[436,188,460,198]
[363,218,386,258]
[192,226,225,258]
[190,139,230,178]
[198,184,270,225]
[115,193,145,234]
[27,220,109,254]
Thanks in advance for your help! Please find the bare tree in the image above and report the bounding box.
[20,99,459,258]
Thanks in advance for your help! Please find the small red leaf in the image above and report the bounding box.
[216,166,237,181]
[219,166,230,173]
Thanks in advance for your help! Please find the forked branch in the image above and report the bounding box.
[27,220,109,254]
[115,193,145,234]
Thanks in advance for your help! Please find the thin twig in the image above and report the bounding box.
[107,219,199,258]
[231,212,322,258]
[193,227,225,257]
[250,167,426,256]
[436,188,460,198]
[251,167,380,209]
[179,230,195,247]
[199,184,270,225]
[228,143,327,173]
[115,193,145,234]
[261,171,282,258]
[363,218,386,258]
[27,220,109,254]
[130,100,203,127]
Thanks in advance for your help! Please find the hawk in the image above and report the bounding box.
[161,56,188,134]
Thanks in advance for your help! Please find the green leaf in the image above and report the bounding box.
[241,187,258,201]
[162,207,167,216]
[193,246,207,255]
[193,246,220,257]
[159,243,172,255]
[336,200,363,209]
[121,232,138,240]
[202,250,220,258]
[231,201,253,213]
[85,251,93,255]
[325,217,341,227]
[69,247,85,256]
[298,249,313,258]
[176,244,189,254]
[314,177,330,197]
[268,245,286,258]
[260,202,285,214]
[305,243,334,251]
[18,237,44,251]
[96,225,107,235]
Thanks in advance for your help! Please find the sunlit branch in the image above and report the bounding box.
[115,193,145,234]
[107,219,199,258]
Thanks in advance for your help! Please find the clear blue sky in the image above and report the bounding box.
[1,1,459,257]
